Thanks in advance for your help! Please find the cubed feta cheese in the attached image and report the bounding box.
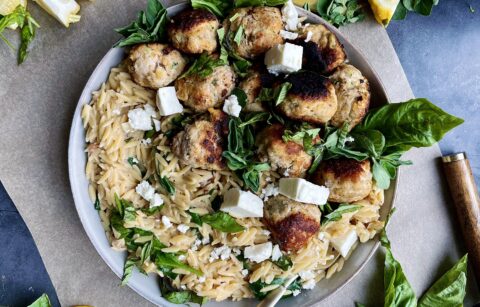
[278,178,329,205]
[330,229,358,258]
[271,244,282,261]
[280,30,299,40]
[281,0,298,31]
[161,215,172,229]
[128,107,153,131]
[150,193,164,208]
[265,43,303,75]
[220,188,264,218]
[177,224,189,234]
[135,180,155,201]
[156,87,184,116]
[222,95,242,117]
[244,242,273,263]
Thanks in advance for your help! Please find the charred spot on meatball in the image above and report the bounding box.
[263,195,321,252]
[286,71,332,101]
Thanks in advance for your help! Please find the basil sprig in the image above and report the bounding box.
[180,53,227,79]
[249,277,302,300]
[322,203,362,225]
[191,0,233,17]
[160,278,208,305]
[234,0,289,7]
[201,211,245,233]
[114,0,168,47]
[393,0,440,21]
[316,0,365,27]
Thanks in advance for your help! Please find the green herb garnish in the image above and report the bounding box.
[316,0,365,27]
[322,204,361,224]
[273,255,293,271]
[234,0,288,7]
[179,53,226,79]
[201,211,245,233]
[191,0,234,17]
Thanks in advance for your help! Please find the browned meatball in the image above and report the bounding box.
[291,24,346,74]
[263,195,321,252]
[311,158,373,203]
[278,71,338,124]
[172,110,229,171]
[329,64,370,129]
[238,70,276,112]
[127,43,187,89]
[175,65,236,112]
[168,9,219,54]
[223,7,284,59]
[256,124,312,178]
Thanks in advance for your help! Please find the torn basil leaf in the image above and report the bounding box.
[201,212,245,233]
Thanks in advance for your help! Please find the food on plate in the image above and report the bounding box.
[127,43,187,89]
[168,8,220,54]
[329,64,370,129]
[81,0,463,304]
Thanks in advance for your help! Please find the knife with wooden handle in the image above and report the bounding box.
[442,152,480,285]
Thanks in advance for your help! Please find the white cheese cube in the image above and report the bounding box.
[222,95,242,117]
[128,108,153,131]
[220,188,263,218]
[135,180,155,201]
[156,87,184,116]
[150,193,164,208]
[330,229,358,258]
[278,178,329,205]
[244,242,273,263]
[265,43,303,75]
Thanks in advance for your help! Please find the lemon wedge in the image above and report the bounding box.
[368,0,400,26]
[33,0,81,27]
[293,0,318,11]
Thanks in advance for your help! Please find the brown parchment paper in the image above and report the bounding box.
[0,1,478,306]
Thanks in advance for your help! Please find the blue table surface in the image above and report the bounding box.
[0,1,479,306]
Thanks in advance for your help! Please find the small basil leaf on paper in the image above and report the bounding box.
[121,257,138,286]
[201,211,245,233]
[192,0,234,17]
[316,0,365,27]
[418,254,468,307]
[234,0,288,7]
[27,294,52,307]
[273,255,293,271]
[322,204,361,224]
[355,99,464,150]
[155,253,204,276]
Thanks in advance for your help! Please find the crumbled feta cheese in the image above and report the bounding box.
[112,108,121,115]
[131,157,139,164]
[153,119,161,132]
[143,104,157,118]
[136,180,155,201]
[283,168,290,177]
[191,239,201,251]
[156,87,184,116]
[266,176,272,182]
[180,285,186,290]
[302,279,316,290]
[318,232,326,241]
[278,178,329,205]
[330,229,358,257]
[261,184,279,201]
[244,242,273,263]
[141,138,152,146]
[299,270,315,281]
[232,248,242,256]
[150,193,164,208]
[162,215,172,229]
[241,269,249,277]
[178,254,186,261]
[292,289,301,296]
[220,188,264,218]
[271,244,282,261]
[261,229,271,236]
[128,106,154,131]
[265,43,303,75]
[202,236,210,245]
[282,0,298,31]
[222,95,242,117]
[209,245,232,262]
[345,136,355,143]
[198,276,206,283]
[305,31,313,43]
[177,224,189,234]
[280,30,299,40]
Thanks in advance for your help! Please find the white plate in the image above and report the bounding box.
[68,2,396,306]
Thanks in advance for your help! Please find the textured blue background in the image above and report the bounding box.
[0,0,479,305]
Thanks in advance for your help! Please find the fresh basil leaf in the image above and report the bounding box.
[121,257,138,286]
[155,253,203,276]
[239,112,271,127]
[322,204,361,224]
[201,211,245,233]
[233,25,244,45]
[192,0,233,17]
[316,0,365,27]
[27,294,52,307]
[188,211,204,226]
[180,53,226,79]
[223,151,249,170]
[352,130,386,158]
[242,167,261,192]
[159,278,209,305]
[274,82,292,106]
[418,254,468,307]
[319,202,334,214]
[94,194,101,211]
[355,99,464,150]
[231,87,248,107]
[123,206,137,222]
[273,255,293,271]
[393,1,408,20]
[249,277,301,300]
[372,159,392,189]
[234,0,288,7]
[114,0,168,47]
[144,129,155,139]
[159,176,176,196]
[110,212,132,239]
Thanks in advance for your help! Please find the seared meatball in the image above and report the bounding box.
[239,70,276,112]
[278,71,338,124]
[172,110,229,171]
[223,7,284,59]
[329,64,370,129]
[175,65,236,112]
[127,44,187,89]
[264,195,321,252]
[256,124,312,178]
[168,9,219,54]
[311,158,373,203]
[291,24,346,74]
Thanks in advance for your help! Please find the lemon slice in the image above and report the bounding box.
[368,0,400,26]
[293,0,318,11]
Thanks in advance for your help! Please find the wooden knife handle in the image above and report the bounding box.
[442,153,480,283]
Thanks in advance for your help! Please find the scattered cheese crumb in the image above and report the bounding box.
[141,138,152,146]
[112,108,121,115]
[209,245,232,262]
[150,193,164,208]
[244,242,273,263]
[198,276,206,283]
[280,30,299,40]
[191,239,202,251]
[178,254,186,261]
[299,270,315,281]
[202,236,210,245]
[232,248,242,256]
[302,279,316,289]
[153,119,161,132]
[162,216,172,229]
[128,105,156,131]
[241,269,249,277]
[292,289,301,296]
[271,244,282,261]
[135,181,155,201]
[177,224,189,234]
[283,168,290,177]
[305,31,313,42]
[261,184,279,201]
[282,0,298,31]
[180,285,186,290]
[222,95,242,117]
